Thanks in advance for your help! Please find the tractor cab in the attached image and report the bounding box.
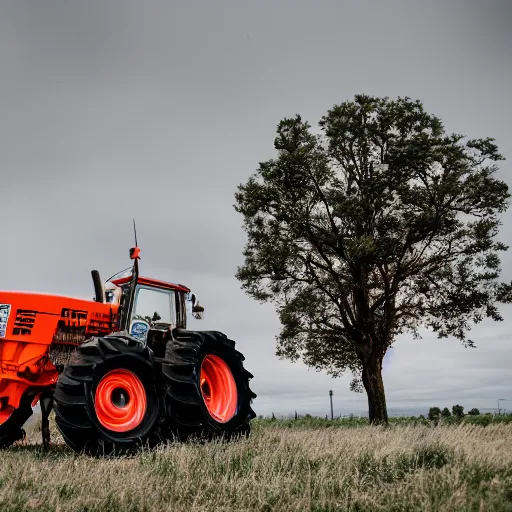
[92,247,204,345]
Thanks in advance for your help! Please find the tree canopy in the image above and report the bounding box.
[235,94,511,423]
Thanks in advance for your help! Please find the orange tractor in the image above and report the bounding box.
[0,245,256,455]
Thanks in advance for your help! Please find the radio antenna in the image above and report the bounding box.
[133,219,138,247]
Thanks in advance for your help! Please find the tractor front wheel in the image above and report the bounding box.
[53,334,161,456]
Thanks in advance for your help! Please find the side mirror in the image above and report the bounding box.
[190,293,204,320]
[192,302,204,320]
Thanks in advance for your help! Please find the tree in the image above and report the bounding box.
[452,405,464,417]
[235,94,512,424]
[428,407,441,421]
[441,407,451,417]
[142,311,162,325]
[467,408,480,415]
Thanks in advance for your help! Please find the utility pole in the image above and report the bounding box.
[329,390,334,420]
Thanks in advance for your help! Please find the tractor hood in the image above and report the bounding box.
[0,291,119,345]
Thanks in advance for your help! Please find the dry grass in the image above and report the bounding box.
[1,416,511,511]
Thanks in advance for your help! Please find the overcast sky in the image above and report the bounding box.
[1,1,511,418]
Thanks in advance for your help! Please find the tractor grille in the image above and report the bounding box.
[50,332,86,367]
[49,343,79,367]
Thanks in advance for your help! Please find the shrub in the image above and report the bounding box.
[428,407,441,421]
[452,405,464,417]
[464,414,492,427]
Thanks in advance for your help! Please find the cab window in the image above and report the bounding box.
[132,286,176,326]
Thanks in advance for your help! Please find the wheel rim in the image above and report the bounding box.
[200,355,237,423]
[94,369,147,433]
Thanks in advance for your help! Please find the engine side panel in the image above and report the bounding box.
[0,291,119,412]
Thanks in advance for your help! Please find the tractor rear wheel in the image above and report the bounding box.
[162,330,256,442]
[53,334,161,456]
[0,393,33,448]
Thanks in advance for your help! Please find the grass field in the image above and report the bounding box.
[1,415,511,511]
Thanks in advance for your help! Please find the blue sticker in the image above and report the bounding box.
[0,304,11,339]
[130,320,149,340]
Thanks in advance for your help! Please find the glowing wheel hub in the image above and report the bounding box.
[200,355,237,423]
[94,369,147,432]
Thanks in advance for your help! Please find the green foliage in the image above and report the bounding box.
[252,413,512,431]
[349,376,364,393]
[255,415,370,429]
[441,407,451,417]
[464,414,493,427]
[235,94,511,423]
[452,404,465,417]
[468,408,481,416]
[428,407,441,421]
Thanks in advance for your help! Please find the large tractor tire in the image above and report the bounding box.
[0,393,33,448]
[53,334,161,456]
[161,330,256,442]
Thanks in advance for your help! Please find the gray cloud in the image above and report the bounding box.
[1,0,511,418]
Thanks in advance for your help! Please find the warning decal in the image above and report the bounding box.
[0,304,11,338]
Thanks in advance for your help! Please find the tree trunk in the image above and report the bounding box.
[361,356,388,425]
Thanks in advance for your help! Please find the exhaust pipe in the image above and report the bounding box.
[91,270,105,303]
